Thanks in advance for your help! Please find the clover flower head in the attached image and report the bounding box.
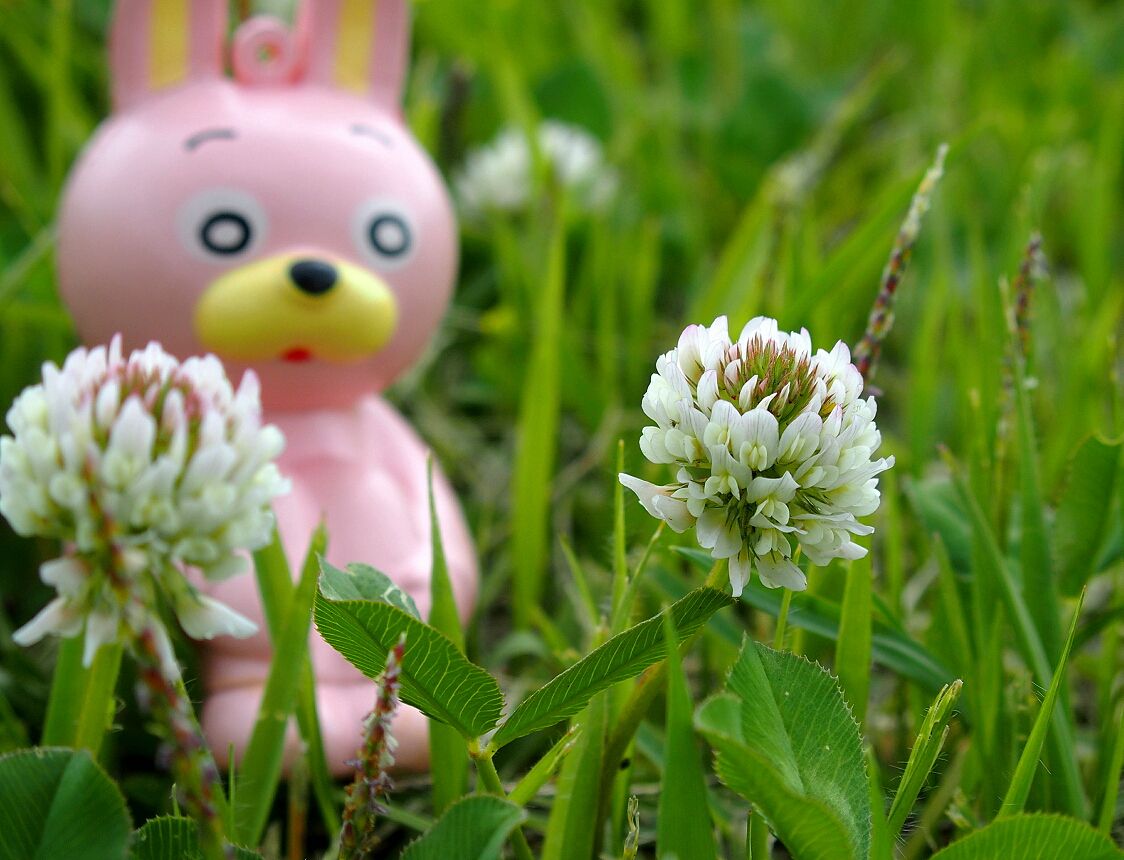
[0,335,289,670]
[455,119,618,220]
[620,316,894,596]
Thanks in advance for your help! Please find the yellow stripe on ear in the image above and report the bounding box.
[334,0,375,94]
[149,0,190,89]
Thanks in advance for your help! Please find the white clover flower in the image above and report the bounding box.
[454,120,618,220]
[0,335,289,668]
[620,316,894,596]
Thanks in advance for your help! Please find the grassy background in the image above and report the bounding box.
[1,0,1122,855]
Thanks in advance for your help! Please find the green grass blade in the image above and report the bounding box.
[426,459,469,814]
[541,695,608,860]
[904,476,973,573]
[510,216,566,629]
[999,588,1087,818]
[1097,704,1124,834]
[789,175,920,324]
[0,686,28,753]
[250,526,338,835]
[932,536,975,679]
[688,182,772,324]
[251,527,294,634]
[234,527,326,846]
[293,661,338,835]
[867,745,894,860]
[656,608,718,860]
[887,679,963,837]
[490,587,732,748]
[1055,436,1123,596]
[427,458,465,650]
[836,553,874,729]
[950,459,1087,817]
[315,560,505,739]
[609,441,629,630]
[1012,348,1062,661]
[508,726,580,807]
[0,228,55,310]
[559,537,601,634]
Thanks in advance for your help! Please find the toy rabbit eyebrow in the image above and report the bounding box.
[184,128,237,151]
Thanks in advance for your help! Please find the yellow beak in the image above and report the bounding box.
[193,254,397,363]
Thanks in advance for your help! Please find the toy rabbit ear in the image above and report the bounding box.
[300,0,410,109]
[109,0,227,111]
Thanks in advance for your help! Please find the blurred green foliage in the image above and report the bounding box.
[0,0,1121,854]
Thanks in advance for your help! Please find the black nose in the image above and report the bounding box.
[289,260,338,295]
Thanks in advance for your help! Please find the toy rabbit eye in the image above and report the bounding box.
[200,211,252,255]
[178,189,267,262]
[368,214,411,258]
[352,200,415,271]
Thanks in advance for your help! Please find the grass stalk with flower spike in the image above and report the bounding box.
[339,634,405,860]
[853,144,948,382]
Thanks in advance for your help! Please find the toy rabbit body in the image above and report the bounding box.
[55,0,477,772]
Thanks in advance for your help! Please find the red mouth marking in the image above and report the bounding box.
[281,347,314,363]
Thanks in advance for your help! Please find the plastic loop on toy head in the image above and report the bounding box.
[232,16,298,87]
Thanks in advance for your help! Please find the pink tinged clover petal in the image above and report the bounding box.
[108,396,157,462]
[149,619,182,682]
[83,607,120,666]
[703,399,739,448]
[696,507,742,558]
[639,427,675,464]
[12,597,83,646]
[746,472,800,504]
[736,374,760,412]
[175,593,257,640]
[697,370,720,412]
[618,474,692,533]
[652,494,693,533]
[729,551,753,597]
[731,407,780,471]
[777,412,822,464]
[203,553,250,582]
[705,445,752,497]
[94,380,121,431]
[40,556,87,597]
[756,554,807,590]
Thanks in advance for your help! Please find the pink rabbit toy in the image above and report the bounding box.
[55,0,478,773]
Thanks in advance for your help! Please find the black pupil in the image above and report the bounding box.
[368,214,410,257]
[200,211,251,254]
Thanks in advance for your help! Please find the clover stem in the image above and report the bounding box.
[473,751,535,860]
[749,809,770,859]
[773,589,794,650]
[772,546,803,650]
[42,635,123,757]
[593,559,729,854]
